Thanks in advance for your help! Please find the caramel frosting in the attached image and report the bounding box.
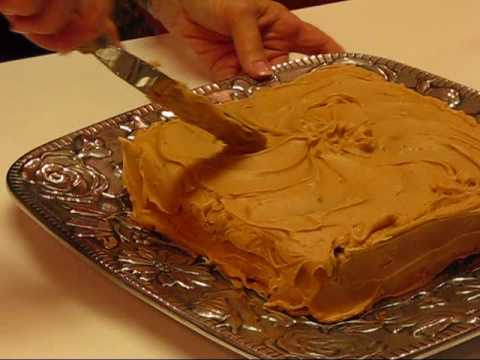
[121,65,480,322]
[148,81,266,153]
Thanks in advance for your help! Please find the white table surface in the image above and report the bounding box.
[2,0,480,358]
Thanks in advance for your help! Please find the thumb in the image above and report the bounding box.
[227,3,272,79]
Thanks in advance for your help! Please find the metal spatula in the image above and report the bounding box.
[81,37,266,153]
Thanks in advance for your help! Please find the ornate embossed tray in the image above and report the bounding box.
[7,53,480,359]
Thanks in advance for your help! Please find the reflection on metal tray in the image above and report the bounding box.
[7,53,480,359]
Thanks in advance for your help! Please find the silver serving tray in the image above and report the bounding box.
[7,53,480,359]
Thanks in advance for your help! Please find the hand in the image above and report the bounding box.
[171,0,343,80]
[0,0,116,52]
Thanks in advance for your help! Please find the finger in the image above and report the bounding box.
[26,0,115,52]
[226,1,273,79]
[8,0,76,35]
[210,54,241,81]
[102,17,120,46]
[264,48,289,64]
[292,21,344,54]
[269,54,289,65]
[0,0,44,16]
[27,17,116,52]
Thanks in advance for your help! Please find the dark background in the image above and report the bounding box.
[0,0,344,63]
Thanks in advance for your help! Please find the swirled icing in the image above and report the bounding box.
[121,65,480,322]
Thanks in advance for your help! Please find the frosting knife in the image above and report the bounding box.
[81,37,266,153]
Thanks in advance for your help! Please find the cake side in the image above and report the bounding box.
[121,65,480,322]
[292,211,480,321]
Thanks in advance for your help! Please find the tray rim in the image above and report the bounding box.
[7,52,480,359]
[9,145,480,360]
[8,189,256,359]
[5,105,262,360]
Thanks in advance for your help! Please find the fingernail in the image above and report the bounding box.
[252,60,273,77]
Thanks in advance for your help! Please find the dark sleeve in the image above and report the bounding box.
[113,0,165,40]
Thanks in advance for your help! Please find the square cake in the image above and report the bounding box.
[121,65,480,322]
